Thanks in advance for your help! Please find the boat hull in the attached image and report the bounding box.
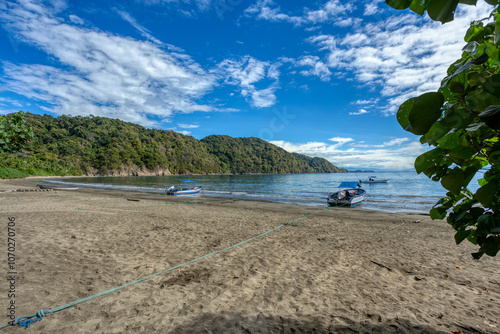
[327,188,365,207]
[37,184,79,190]
[359,180,388,184]
[166,186,202,195]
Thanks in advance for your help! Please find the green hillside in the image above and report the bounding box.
[0,113,347,177]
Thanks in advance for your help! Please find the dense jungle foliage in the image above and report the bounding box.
[0,112,346,177]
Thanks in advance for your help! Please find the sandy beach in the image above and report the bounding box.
[1,178,499,334]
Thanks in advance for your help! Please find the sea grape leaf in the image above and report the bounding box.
[427,0,459,23]
[409,0,429,15]
[408,92,444,135]
[478,105,500,130]
[476,182,496,207]
[385,0,413,10]
[397,98,413,131]
[455,229,471,244]
[414,148,443,174]
[430,207,447,219]
[441,168,464,194]
[483,237,499,256]
[441,107,475,129]
[420,122,449,145]
[484,74,500,96]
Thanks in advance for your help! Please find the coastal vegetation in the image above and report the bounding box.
[0,112,346,178]
[387,0,500,258]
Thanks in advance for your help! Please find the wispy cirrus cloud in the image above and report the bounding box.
[244,0,356,26]
[305,2,494,115]
[0,0,281,127]
[271,137,421,170]
[216,56,281,108]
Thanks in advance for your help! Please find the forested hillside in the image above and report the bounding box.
[0,113,347,177]
[202,135,346,174]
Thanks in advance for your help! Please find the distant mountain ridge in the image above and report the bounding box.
[0,113,347,177]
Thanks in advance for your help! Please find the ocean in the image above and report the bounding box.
[49,171,484,213]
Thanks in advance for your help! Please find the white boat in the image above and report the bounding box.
[359,176,388,184]
[327,181,365,207]
[37,184,79,190]
[166,180,202,195]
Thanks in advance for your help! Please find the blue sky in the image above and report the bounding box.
[0,0,494,170]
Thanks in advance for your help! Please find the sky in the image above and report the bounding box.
[0,0,494,170]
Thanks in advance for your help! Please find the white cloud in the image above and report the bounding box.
[270,138,423,170]
[244,0,355,26]
[178,123,199,129]
[216,56,280,108]
[364,3,379,16]
[306,2,494,115]
[0,0,219,126]
[349,108,369,116]
[115,9,163,45]
[68,14,84,25]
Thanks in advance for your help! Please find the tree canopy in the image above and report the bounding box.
[0,113,346,178]
[386,0,500,258]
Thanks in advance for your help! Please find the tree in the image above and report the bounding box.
[0,111,35,153]
[386,0,500,258]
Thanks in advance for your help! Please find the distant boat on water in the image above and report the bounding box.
[359,176,388,184]
[165,180,202,195]
[327,181,365,207]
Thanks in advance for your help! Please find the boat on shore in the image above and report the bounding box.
[37,184,79,191]
[166,180,202,195]
[327,181,365,207]
[359,176,388,184]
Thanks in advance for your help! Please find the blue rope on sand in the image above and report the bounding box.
[0,207,332,330]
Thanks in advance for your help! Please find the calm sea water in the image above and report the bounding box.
[50,171,484,213]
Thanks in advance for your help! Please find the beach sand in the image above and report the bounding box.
[1,178,499,333]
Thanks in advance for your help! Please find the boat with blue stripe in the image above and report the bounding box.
[327,181,365,207]
[165,180,202,195]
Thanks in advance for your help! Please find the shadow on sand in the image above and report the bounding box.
[166,312,455,334]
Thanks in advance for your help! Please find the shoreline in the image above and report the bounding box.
[7,176,433,216]
[1,178,499,333]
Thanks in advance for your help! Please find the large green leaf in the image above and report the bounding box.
[476,182,496,207]
[483,237,499,256]
[408,92,444,135]
[385,0,413,10]
[414,148,443,174]
[455,229,471,244]
[441,167,464,194]
[478,105,500,130]
[409,0,430,15]
[427,0,459,23]
[420,122,449,145]
[397,98,413,131]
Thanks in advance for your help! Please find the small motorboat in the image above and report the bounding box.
[166,180,202,195]
[327,181,365,207]
[37,184,79,191]
[359,176,388,184]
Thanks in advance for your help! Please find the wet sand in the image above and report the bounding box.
[1,178,499,333]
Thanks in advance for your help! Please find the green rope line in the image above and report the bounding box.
[1,206,332,330]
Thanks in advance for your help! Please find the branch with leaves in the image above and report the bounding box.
[0,111,35,153]
[386,0,500,258]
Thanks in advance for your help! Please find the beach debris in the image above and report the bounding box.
[456,266,462,269]
[413,220,421,223]
[71,235,76,239]
[127,198,140,202]
[370,260,392,271]
[437,314,443,319]
[452,331,463,334]
[414,276,426,281]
